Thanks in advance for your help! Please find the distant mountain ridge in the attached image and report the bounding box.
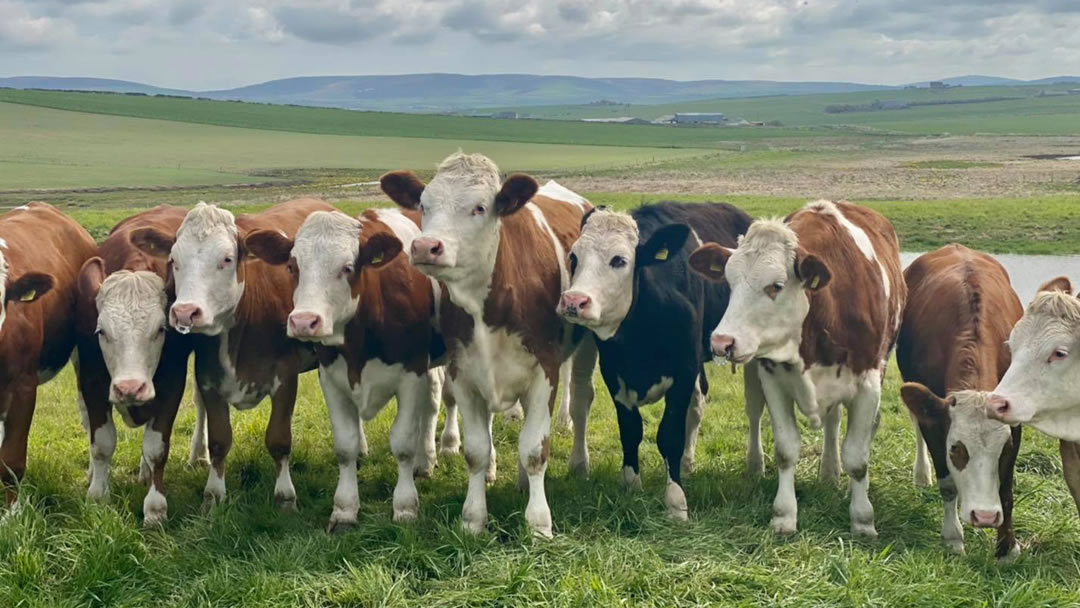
[2,73,1078,112]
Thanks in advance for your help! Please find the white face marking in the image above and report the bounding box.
[713,219,807,364]
[993,292,1080,440]
[95,271,167,403]
[169,203,244,335]
[563,211,639,341]
[946,391,1011,526]
[289,211,364,345]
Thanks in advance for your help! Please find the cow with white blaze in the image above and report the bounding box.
[897,244,1023,558]
[0,202,96,504]
[557,202,753,520]
[131,199,334,510]
[380,152,597,538]
[74,205,195,525]
[244,207,450,530]
[689,200,905,536]
[988,278,1080,517]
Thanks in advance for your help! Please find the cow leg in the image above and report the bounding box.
[439,381,461,456]
[84,392,115,502]
[1060,440,1080,519]
[995,426,1022,561]
[188,386,210,467]
[658,380,693,522]
[319,365,362,534]
[744,361,766,476]
[356,418,370,460]
[266,375,298,511]
[761,378,800,535]
[414,367,442,478]
[820,404,843,482]
[518,373,555,538]
[553,358,573,431]
[141,410,178,527]
[200,390,232,510]
[391,372,429,522]
[458,384,493,535]
[568,334,597,478]
[909,410,933,488]
[1,382,36,506]
[614,401,644,491]
[681,371,706,476]
[938,475,965,555]
[843,379,881,538]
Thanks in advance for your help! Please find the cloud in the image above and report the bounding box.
[0,2,75,50]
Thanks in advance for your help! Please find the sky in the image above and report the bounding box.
[1,0,1079,90]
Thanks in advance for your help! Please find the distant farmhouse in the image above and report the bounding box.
[673,112,727,125]
[492,111,519,119]
[581,116,652,125]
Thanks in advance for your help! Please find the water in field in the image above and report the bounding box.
[901,252,1080,303]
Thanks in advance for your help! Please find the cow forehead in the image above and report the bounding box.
[576,211,639,254]
[948,391,1010,444]
[729,219,797,279]
[421,151,503,210]
[1012,292,1080,346]
[175,203,237,253]
[294,211,360,263]
[96,271,167,324]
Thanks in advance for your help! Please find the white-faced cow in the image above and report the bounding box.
[689,200,905,537]
[897,244,1023,558]
[0,202,97,504]
[557,202,752,520]
[988,278,1080,519]
[74,205,195,525]
[244,207,450,531]
[131,199,334,510]
[381,152,596,538]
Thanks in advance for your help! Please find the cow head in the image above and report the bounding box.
[381,152,537,292]
[689,219,830,364]
[988,277,1080,441]
[131,202,244,336]
[245,210,402,346]
[0,248,54,334]
[78,258,167,405]
[557,208,689,340]
[902,383,1014,528]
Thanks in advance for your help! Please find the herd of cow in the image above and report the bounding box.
[2,151,1080,559]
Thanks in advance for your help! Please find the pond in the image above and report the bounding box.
[900,252,1080,303]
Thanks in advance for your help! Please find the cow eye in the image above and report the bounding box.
[158,325,167,335]
[569,253,578,276]
[1050,348,1069,362]
[610,255,627,269]
[95,328,107,340]
[169,259,178,271]
[222,256,233,266]
[764,282,784,300]
[342,263,355,276]
[472,205,486,216]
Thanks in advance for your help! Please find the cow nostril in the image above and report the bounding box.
[578,296,590,310]
[996,400,1010,415]
[430,242,443,256]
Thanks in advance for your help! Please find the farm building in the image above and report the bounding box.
[674,112,727,125]
[1070,89,1080,95]
[581,117,652,125]
[652,114,676,124]
[492,111,519,119]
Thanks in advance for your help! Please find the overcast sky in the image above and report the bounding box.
[2,0,1078,90]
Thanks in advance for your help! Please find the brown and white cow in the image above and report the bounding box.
[381,152,597,538]
[896,244,1023,558]
[987,278,1080,520]
[690,200,905,537]
[74,205,195,525]
[244,207,450,531]
[131,199,332,510]
[0,202,97,503]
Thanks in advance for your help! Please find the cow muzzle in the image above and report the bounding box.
[970,509,1002,528]
[111,378,155,405]
[558,291,596,321]
[170,302,205,334]
[411,237,451,267]
[287,311,328,340]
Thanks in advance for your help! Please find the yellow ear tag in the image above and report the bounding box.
[20,289,36,302]
[810,276,821,289]
[655,248,668,261]
[709,262,724,272]
[370,254,384,265]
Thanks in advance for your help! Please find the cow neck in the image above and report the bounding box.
[446,223,500,318]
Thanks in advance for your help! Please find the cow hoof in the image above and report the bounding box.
[996,543,1021,564]
[485,466,497,485]
[665,482,689,523]
[393,507,418,523]
[530,526,554,540]
[414,462,436,479]
[944,539,966,556]
[852,522,878,539]
[681,456,695,476]
[819,463,842,483]
[746,455,764,477]
[462,517,486,536]
[553,413,573,432]
[143,508,168,528]
[275,495,299,513]
[568,455,590,479]
[620,467,642,492]
[913,470,934,488]
[86,486,110,503]
[201,492,224,512]
[138,462,151,485]
[328,519,357,535]
[770,515,798,536]
[188,455,211,468]
[439,443,460,457]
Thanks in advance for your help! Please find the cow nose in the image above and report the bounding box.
[411,238,444,264]
[288,312,323,336]
[113,379,149,402]
[711,334,736,357]
[971,509,1001,528]
[988,395,1010,417]
[559,292,591,316]
[171,303,202,329]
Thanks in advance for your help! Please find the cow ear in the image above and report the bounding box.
[1038,276,1073,295]
[130,227,175,259]
[637,224,690,268]
[380,171,426,210]
[76,258,105,333]
[795,251,831,291]
[580,205,607,230]
[900,382,951,426]
[243,230,294,266]
[358,233,403,269]
[6,272,54,304]
[494,174,538,216]
[688,243,733,282]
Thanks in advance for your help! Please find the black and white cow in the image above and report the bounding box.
[557,202,753,519]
